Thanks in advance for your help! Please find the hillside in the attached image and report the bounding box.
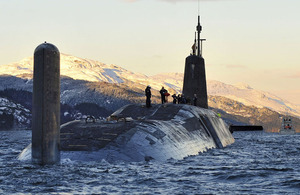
[0,75,298,132]
[208,96,300,132]
[0,54,299,132]
[0,96,31,129]
[1,54,298,118]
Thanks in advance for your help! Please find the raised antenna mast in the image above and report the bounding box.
[197,15,202,57]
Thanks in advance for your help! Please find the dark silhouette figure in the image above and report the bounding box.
[145,86,152,108]
[193,94,198,106]
[177,94,182,104]
[172,94,177,104]
[165,89,170,103]
[159,87,167,104]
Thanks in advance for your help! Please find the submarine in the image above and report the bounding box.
[19,103,234,162]
[58,104,234,162]
[18,15,234,164]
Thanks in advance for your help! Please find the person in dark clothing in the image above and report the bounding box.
[193,94,198,106]
[177,94,182,104]
[172,94,177,104]
[181,94,186,104]
[145,85,152,108]
[159,87,167,104]
[164,89,170,103]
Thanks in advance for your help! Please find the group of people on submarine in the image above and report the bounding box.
[145,85,198,108]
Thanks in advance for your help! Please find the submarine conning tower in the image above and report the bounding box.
[182,15,208,109]
[32,42,61,165]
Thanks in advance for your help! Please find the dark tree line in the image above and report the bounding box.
[0,113,14,130]
[74,102,112,118]
[0,88,32,110]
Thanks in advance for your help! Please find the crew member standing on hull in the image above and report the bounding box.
[172,94,177,104]
[177,94,182,104]
[145,85,152,108]
[160,87,167,104]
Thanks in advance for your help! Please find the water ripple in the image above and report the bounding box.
[1,130,300,194]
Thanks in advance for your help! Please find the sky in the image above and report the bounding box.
[0,0,300,104]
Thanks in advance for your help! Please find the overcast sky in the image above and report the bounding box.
[0,0,299,104]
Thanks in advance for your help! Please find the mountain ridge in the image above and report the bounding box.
[0,53,299,118]
[0,75,299,132]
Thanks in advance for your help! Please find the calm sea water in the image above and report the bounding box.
[0,130,299,194]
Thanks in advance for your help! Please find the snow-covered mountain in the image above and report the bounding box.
[2,54,142,82]
[1,54,299,118]
[148,73,300,118]
[208,80,300,117]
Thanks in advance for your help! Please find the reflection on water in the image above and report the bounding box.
[1,130,299,194]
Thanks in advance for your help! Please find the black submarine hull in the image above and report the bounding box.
[18,104,234,162]
[59,104,234,162]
